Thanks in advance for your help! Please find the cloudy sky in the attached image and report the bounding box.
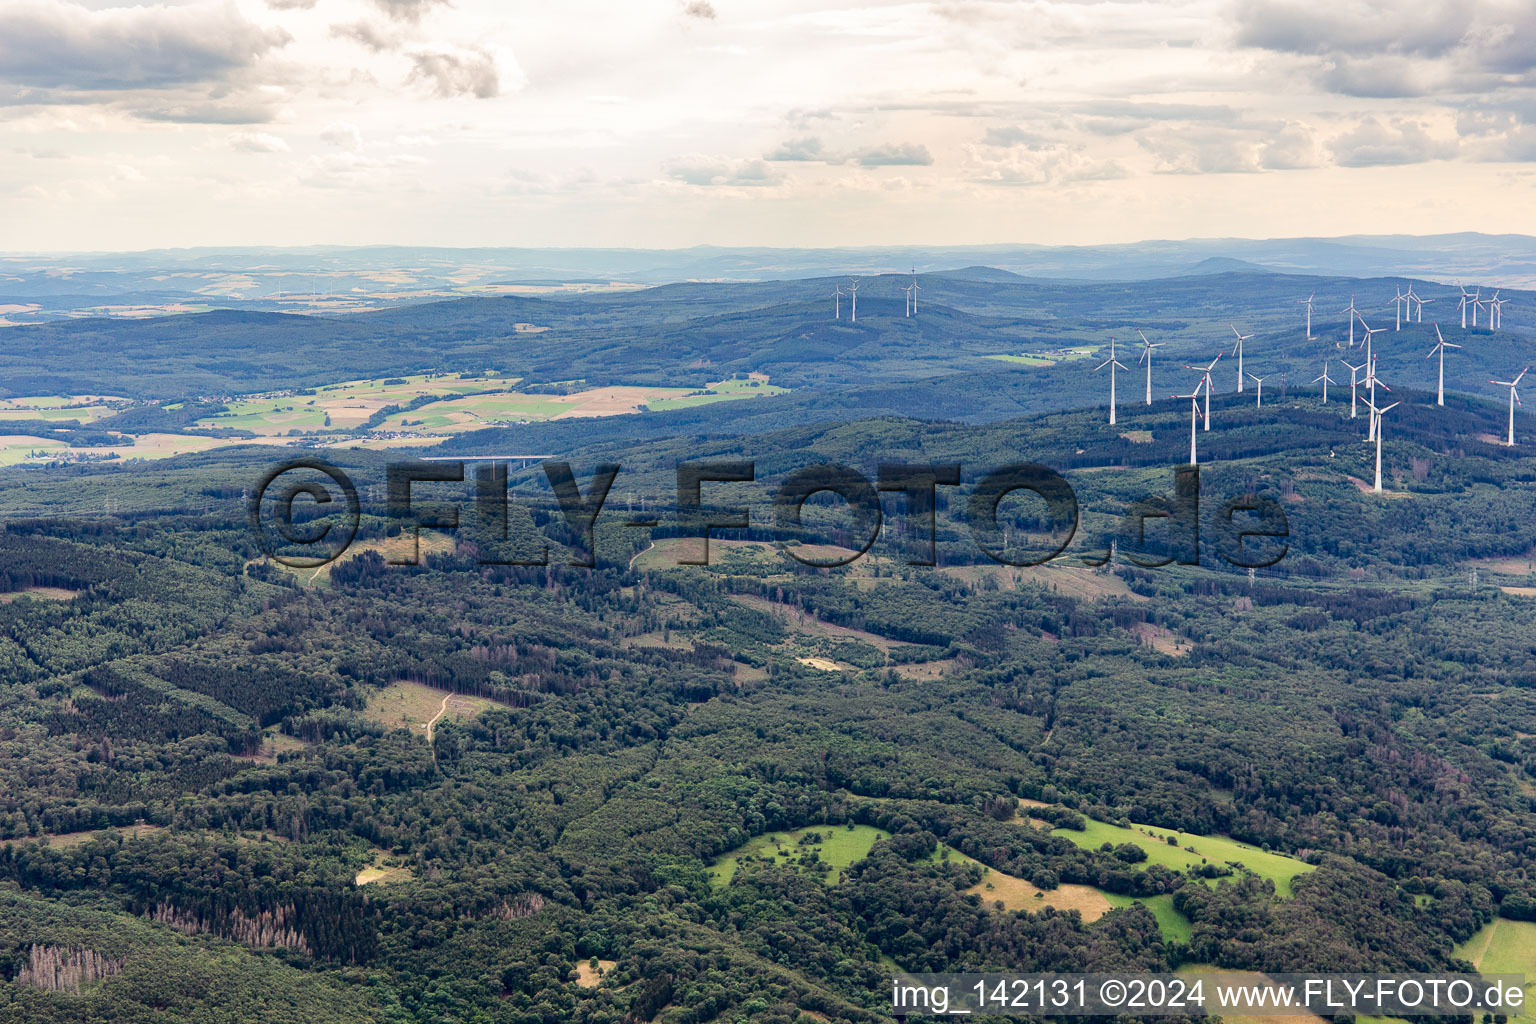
[2,0,1535,250]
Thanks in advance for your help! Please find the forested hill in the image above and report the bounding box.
[1,271,1529,406]
[0,389,1534,1020]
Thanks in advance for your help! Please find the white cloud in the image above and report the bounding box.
[229,130,291,153]
[321,122,364,150]
[408,47,502,98]
[1330,117,1458,166]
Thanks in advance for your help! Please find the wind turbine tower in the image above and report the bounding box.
[833,284,842,320]
[909,268,920,315]
[1248,373,1266,407]
[1094,337,1130,426]
[1342,296,1359,347]
[1185,353,1222,431]
[1174,380,1206,465]
[1342,360,1364,419]
[1137,329,1162,405]
[1312,361,1336,403]
[1425,325,1461,407]
[1363,398,1400,494]
[849,280,860,323]
[1298,292,1315,339]
[1491,367,1528,446]
[1231,324,1254,392]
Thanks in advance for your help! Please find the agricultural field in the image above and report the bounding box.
[986,347,1096,366]
[643,376,788,411]
[193,372,523,431]
[708,824,890,886]
[1455,918,1536,1023]
[1050,817,1314,897]
[0,394,125,423]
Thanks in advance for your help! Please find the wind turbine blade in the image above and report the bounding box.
[1094,359,1112,371]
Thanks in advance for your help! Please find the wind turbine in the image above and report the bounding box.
[903,282,914,317]
[1298,292,1316,339]
[1185,353,1222,431]
[849,280,860,322]
[1231,324,1253,392]
[1490,366,1528,446]
[1342,295,1360,347]
[1362,397,1400,494]
[1248,372,1267,407]
[1342,360,1365,419]
[833,284,843,320]
[1472,287,1483,328]
[1406,288,1431,320]
[1312,361,1336,403]
[1488,290,1504,329]
[1137,329,1163,405]
[1392,286,1406,331]
[1364,358,1391,441]
[1094,337,1130,426]
[1358,316,1385,424]
[1425,325,1461,407]
[1458,285,1474,329]
[1174,379,1206,465]
[909,268,921,315]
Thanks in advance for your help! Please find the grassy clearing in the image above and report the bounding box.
[2,824,163,848]
[1175,966,1328,1024]
[1050,818,1313,897]
[944,846,1191,939]
[575,960,618,987]
[355,849,415,886]
[359,681,500,740]
[261,529,456,586]
[1456,918,1536,1024]
[708,824,889,886]
[1105,893,1193,942]
[0,586,79,603]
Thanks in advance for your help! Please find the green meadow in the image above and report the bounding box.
[1052,818,1314,897]
[644,377,789,411]
[1456,918,1536,1024]
[708,824,888,886]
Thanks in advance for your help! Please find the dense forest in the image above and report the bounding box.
[0,376,1533,1022]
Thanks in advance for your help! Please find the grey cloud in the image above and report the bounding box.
[136,101,279,125]
[265,0,318,8]
[666,157,780,187]
[854,142,934,166]
[408,48,499,98]
[764,136,828,161]
[1329,117,1458,166]
[1317,55,1440,98]
[682,1,717,19]
[982,126,1049,148]
[332,21,400,52]
[0,0,289,91]
[1234,0,1472,59]
[371,0,450,23]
